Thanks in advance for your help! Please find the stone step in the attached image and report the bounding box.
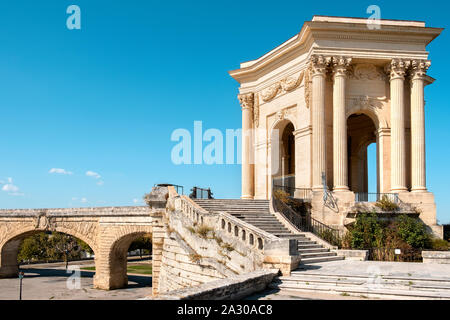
[289,271,450,284]
[297,241,318,246]
[300,256,344,264]
[277,275,450,292]
[234,218,282,223]
[269,281,450,300]
[300,252,337,259]
[297,248,330,254]
[255,228,291,232]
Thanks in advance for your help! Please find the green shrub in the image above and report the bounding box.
[375,195,399,211]
[395,215,431,249]
[348,213,384,249]
[430,238,449,251]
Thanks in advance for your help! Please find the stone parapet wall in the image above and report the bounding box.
[153,270,278,300]
[422,251,450,264]
[0,206,149,217]
[336,249,369,261]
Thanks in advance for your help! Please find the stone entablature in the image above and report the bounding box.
[230,15,443,237]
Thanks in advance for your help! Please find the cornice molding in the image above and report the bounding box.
[229,20,442,84]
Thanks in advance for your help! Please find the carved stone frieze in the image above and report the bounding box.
[349,95,385,110]
[349,63,385,81]
[253,93,260,127]
[260,71,305,103]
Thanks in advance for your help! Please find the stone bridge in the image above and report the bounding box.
[0,202,166,294]
[0,186,297,298]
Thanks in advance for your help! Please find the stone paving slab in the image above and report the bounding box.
[294,260,450,279]
[0,265,151,300]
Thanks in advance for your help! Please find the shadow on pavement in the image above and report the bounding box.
[19,267,152,288]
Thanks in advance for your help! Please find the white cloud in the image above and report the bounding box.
[1,178,23,196]
[49,168,73,175]
[80,197,88,203]
[86,171,101,179]
[133,198,140,204]
[2,184,19,192]
[97,180,104,186]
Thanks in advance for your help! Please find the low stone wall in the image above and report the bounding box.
[335,249,368,261]
[153,270,278,300]
[422,251,450,264]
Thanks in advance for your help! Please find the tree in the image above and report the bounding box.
[47,232,81,269]
[17,232,92,266]
[128,236,152,258]
[17,232,50,263]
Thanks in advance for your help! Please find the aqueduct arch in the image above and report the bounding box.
[0,206,163,292]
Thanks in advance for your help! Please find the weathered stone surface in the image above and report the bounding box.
[0,205,163,293]
[422,251,450,264]
[336,249,369,261]
[153,270,278,300]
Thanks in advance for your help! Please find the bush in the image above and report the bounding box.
[395,214,431,249]
[342,213,434,261]
[430,238,449,251]
[375,195,399,211]
[273,189,311,215]
[347,213,384,249]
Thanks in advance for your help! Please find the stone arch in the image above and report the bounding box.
[270,118,296,193]
[94,225,152,290]
[347,113,378,194]
[345,100,388,130]
[0,222,98,278]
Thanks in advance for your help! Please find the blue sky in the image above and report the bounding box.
[0,1,449,223]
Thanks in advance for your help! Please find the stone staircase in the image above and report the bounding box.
[269,265,450,299]
[193,199,343,264]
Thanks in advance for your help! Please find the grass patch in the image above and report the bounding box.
[81,263,152,275]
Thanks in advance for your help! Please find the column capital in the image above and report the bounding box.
[331,56,352,78]
[310,54,332,76]
[386,58,411,80]
[410,59,431,81]
[238,92,254,110]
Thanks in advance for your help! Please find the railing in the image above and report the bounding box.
[272,174,295,190]
[175,192,277,253]
[273,185,312,201]
[273,195,341,247]
[155,183,184,195]
[355,192,399,203]
[189,186,214,199]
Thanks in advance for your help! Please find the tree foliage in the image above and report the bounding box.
[343,213,432,250]
[17,232,93,263]
[128,236,152,257]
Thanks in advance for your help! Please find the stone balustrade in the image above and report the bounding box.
[173,191,281,254]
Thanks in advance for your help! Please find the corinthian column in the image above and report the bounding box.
[332,56,352,192]
[410,60,430,192]
[389,59,410,192]
[238,93,255,199]
[311,55,331,191]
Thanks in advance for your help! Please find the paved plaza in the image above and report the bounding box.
[0,261,152,300]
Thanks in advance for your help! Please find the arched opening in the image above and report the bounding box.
[106,232,152,289]
[347,113,378,198]
[271,120,295,194]
[0,230,97,285]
